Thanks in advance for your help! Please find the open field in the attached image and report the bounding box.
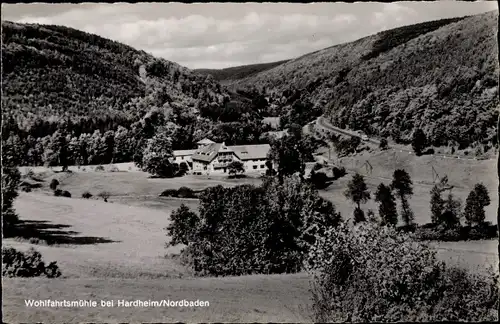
[6,153,498,322]
[317,148,498,225]
[20,150,498,226]
[3,192,312,323]
[3,182,498,322]
[2,274,312,323]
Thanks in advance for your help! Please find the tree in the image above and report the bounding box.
[412,128,428,156]
[344,173,371,222]
[268,134,306,182]
[49,179,59,191]
[140,129,175,178]
[228,160,245,177]
[391,169,414,227]
[1,161,21,235]
[464,183,491,226]
[379,138,389,150]
[430,185,444,224]
[473,183,490,208]
[375,183,398,226]
[45,131,69,171]
[102,130,115,164]
[441,193,461,227]
[2,135,24,167]
[165,204,200,246]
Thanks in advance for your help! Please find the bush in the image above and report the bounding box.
[53,189,63,196]
[95,165,105,172]
[424,148,435,155]
[81,191,93,199]
[306,222,498,322]
[177,186,195,198]
[379,138,389,150]
[108,165,119,172]
[312,163,323,172]
[2,247,62,278]
[49,179,59,190]
[309,171,331,190]
[169,176,341,276]
[160,189,179,198]
[21,186,32,192]
[177,162,189,177]
[97,191,110,201]
[61,190,71,198]
[165,204,200,246]
[332,166,347,180]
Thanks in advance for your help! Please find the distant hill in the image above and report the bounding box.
[195,60,289,84]
[1,21,228,124]
[230,12,499,149]
[1,21,273,167]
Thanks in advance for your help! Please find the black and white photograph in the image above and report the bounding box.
[1,1,499,322]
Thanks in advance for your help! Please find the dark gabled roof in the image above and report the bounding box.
[191,143,221,162]
[190,142,271,163]
[196,138,215,145]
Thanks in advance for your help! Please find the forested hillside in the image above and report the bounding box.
[1,21,273,167]
[195,60,289,84]
[231,12,499,150]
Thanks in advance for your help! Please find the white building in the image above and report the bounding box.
[172,138,271,175]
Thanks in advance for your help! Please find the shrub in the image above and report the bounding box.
[95,165,105,172]
[108,165,119,172]
[312,163,323,172]
[61,190,71,198]
[98,191,110,202]
[424,148,435,155]
[306,222,498,322]
[177,162,189,177]
[170,176,341,276]
[331,166,347,180]
[21,186,32,193]
[412,128,428,156]
[81,191,93,199]
[165,204,200,246]
[309,171,331,190]
[53,189,63,196]
[177,186,195,198]
[160,189,179,198]
[2,247,62,278]
[49,179,59,190]
[379,138,389,150]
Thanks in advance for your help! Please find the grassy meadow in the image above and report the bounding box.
[3,153,498,322]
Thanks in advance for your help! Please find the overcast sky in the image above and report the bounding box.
[2,2,497,69]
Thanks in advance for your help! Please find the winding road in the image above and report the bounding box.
[314,116,496,162]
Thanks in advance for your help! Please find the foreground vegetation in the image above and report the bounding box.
[306,222,498,322]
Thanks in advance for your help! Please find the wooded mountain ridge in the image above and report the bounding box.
[201,12,499,149]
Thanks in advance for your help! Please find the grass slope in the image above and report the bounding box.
[3,161,497,322]
[231,12,499,148]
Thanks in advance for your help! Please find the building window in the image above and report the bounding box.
[253,165,258,169]
[260,165,265,168]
